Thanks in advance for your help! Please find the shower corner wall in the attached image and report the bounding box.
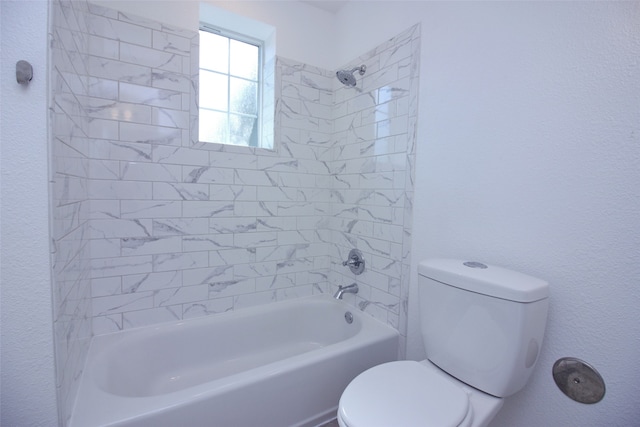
[327,23,421,358]
[49,0,94,425]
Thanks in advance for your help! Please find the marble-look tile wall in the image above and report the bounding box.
[50,1,93,424]
[328,25,420,354]
[50,2,418,346]
[82,6,337,334]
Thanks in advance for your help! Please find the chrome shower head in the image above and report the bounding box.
[336,65,366,87]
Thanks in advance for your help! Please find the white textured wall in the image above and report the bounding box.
[0,1,59,426]
[337,1,640,425]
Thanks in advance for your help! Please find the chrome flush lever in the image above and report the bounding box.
[342,249,365,275]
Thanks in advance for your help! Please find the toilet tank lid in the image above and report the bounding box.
[419,259,549,302]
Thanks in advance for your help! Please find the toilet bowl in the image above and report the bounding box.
[337,259,549,427]
[337,360,503,427]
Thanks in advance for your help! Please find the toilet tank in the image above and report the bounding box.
[419,259,549,397]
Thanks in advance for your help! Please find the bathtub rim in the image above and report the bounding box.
[70,294,399,427]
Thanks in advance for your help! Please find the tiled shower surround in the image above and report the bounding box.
[50,1,418,424]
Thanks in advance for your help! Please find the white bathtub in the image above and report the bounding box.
[70,294,399,427]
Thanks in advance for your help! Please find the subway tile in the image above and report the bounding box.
[121,200,181,219]
[152,218,209,236]
[152,30,191,55]
[182,297,234,319]
[119,82,183,110]
[233,291,277,310]
[182,201,234,218]
[209,218,257,234]
[155,285,208,307]
[120,161,182,182]
[86,13,152,46]
[90,237,120,258]
[88,199,120,219]
[118,11,196,39]
[183,166,235,184]
[89,139,153,162]
[89,55,151,86]
[152,69,192,93]
[183,265,235,287]
[90,255,153,279]
[151,107,189,129]
[234,232,277,248]
[81,96,152,124]
[152,182,209,201]
[210,184,257,201]
[234,262,277,279]
[209,248,256,267]
[93,291,154,316]
[182,234,235,252]
[121,236,182,256]
[91,276,121,297]
[123,305,182,329]
[255,245,297,263]
[88,34,119,59]
[120,122,183,145]
[87,117,119,139]
[153,145,211,166]
[208,278,256,299]
[89,180,152,200]
[122,270,182,293]
[152,251,209,272]
[93,314,123,335]
[120,42,182,74]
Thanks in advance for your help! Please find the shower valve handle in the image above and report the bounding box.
[342,249,365,275]
[342,258,360,267]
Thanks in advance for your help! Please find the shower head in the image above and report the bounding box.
[336,65,366,87]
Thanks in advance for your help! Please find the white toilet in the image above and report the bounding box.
[337,258,549,427]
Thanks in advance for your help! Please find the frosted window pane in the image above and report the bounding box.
[199,110,228,144]
[199,31,228,73]
[230,114,258,147]
[200,70,228,111]
[229,78,257,115]
[230,39,258,81]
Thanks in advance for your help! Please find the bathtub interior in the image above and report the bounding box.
[93,296,364,397]
[71,295,399,427]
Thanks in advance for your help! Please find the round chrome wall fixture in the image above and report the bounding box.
[552,357,605,404]
[342,249,365,275]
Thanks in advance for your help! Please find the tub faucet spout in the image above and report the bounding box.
[334,283,359,300]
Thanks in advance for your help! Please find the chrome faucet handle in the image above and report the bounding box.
[342,257,360,267]
[342,249,365,275]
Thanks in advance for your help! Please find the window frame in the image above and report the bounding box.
[198,24,265,148]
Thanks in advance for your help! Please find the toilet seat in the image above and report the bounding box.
[338,361,472,427]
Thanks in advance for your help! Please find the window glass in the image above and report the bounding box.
[230,39,259,80]
[199,28,261,147]
[199,31,228,73]
[230,77,257,115]
[199,70,228,111]
[199,109,228,144]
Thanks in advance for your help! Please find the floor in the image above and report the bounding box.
[319,420,339,427]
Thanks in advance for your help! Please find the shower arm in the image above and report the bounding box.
[350,65,366,76]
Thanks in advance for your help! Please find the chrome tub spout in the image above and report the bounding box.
[334,283,359,300]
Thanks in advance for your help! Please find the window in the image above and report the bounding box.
[197,4,275,150]
[199,28,261,147]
